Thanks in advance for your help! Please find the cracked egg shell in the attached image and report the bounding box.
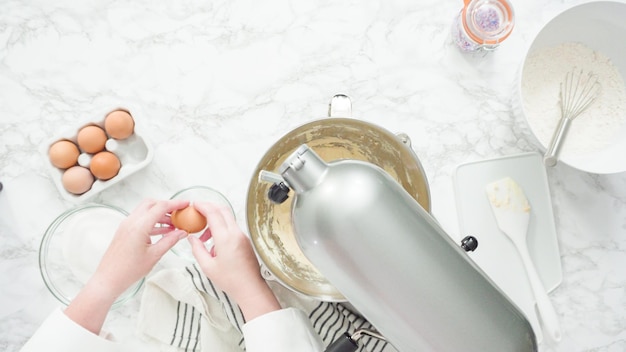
[171,206,207,233]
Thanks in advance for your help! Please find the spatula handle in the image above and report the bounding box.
[516,240,562,343]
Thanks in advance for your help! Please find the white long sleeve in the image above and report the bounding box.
[21,307,322,352]
[20,308,120,352]
[242,308,324,352]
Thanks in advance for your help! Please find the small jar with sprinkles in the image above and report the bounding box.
[452,0,515,52]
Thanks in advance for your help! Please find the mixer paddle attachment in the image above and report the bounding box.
[324,329,386,352]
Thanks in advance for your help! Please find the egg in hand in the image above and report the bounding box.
[171,205,207,233]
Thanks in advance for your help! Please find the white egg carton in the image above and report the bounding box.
[40,104,154,203]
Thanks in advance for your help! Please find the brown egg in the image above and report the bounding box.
[49,140,80,169]
[171,205,207,233]
[90,151,121,180]
[77,125,107,153]
[104,110,135,140]
[62,166,95,195]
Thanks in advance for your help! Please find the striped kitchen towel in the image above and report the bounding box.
[137,264,396,352]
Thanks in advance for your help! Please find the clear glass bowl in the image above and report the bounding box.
[39,203,143,308]
[169,185,234,261]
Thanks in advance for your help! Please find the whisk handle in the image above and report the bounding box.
[544,117,572,167]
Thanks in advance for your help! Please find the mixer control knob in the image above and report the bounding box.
[268,182,290,204]
[461,236,478,252]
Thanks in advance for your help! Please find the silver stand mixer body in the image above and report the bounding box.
[279,144,537,352]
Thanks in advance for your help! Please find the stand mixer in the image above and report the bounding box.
[248,95,537,351]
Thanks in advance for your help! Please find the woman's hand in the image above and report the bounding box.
[64,199,189,334]
[189,202,281,322]
[92,199,190,297]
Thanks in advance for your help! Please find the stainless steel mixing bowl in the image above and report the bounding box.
[246,96,431,301]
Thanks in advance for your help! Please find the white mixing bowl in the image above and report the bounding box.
[517,1,626,174]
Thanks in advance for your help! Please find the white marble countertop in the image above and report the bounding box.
[0,0,624,351]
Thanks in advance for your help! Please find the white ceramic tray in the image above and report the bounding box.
[40,104,154,203]
[453,152,562,343]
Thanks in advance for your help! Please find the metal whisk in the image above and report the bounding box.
[544,68,601,167]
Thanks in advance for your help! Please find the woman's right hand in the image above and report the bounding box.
[189,202,281,322]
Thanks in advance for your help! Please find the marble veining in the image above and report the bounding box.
[1,0,625,351]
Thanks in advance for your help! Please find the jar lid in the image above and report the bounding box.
[463,0,515,45]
